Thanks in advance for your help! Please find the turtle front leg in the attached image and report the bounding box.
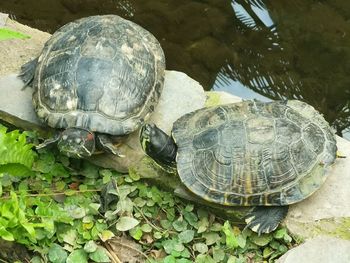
[96,134,125,157]
[140,123,177,169]
[245,206,289,235]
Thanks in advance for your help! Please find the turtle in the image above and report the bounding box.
[140,100,337,234]
[20,15,165,158]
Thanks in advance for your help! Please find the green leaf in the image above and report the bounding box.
[222,221,238,248]
[163,255,176,263]
[116,216,139,231]
[0,226,14,241]
[202,232,221,246]
[99,230,115,242]
[278,244,288,253]
[274,228,292,243]
[141,223,152,233]
[273,228,287,239]
[236,233,247,248]
[129,227,143,240]
[227,255,237,263]
[0,28,30,40]
[160,219,172,230]
[178,230,195,244]
[250,233,272,246]
[65,205,86,219]
[153,231,162,239]
[177,259,193,263]
[84,240,98,253]
[162,239,184,254]
[213,247,225,262]
[197,217,209,233]
[89,246,111,263]
[193,242,208,254]
[172,217,188,232]
[185,204,194,212]
[66,249,88,263]
[48,244,68,263]
[183,211,198,227]
[263,246,274,258]
[195,254,215,263]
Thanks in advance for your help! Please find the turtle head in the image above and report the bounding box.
[140,123,177,169]
[57,128,96,158]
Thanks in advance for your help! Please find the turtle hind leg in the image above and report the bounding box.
[18,57,38,87]
[245,206,289,235]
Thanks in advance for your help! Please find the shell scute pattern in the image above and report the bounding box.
[172,100,337,206]
[33,15,165,136]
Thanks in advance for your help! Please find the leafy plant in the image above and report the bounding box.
[0,127,297,262]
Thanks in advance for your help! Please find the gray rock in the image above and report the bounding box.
[149,70,206,135]
[0,74,48,134]
[277,236,350,263]
[284,135,350,240]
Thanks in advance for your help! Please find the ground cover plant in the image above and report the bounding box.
[0,125,297,262]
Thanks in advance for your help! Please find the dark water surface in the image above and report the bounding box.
[1,0,350,139]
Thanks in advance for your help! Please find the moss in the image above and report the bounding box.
[205,91,222,107]
[286,217,350,240]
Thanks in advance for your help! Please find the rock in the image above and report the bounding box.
[0,18,50,76]
[284,135,350,240]
[277,236,350,263]
[149,70,206,135]
[0,74,49,135]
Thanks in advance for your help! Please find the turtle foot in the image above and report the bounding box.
[245,206,289,235]
[18,58,38,87]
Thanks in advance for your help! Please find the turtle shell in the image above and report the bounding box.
[172,100,337,206]
[33,15,165,135]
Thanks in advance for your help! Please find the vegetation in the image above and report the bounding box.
[0,125,297,263]
[0,28,30,40]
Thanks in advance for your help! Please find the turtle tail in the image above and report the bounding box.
[245,206,289,235]
[18,58,38,87]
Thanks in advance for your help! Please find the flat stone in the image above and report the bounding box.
[0,74,47,133]
[149,70,206,134]
[277,236,350,263]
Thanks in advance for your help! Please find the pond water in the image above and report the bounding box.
[1,0,349,139]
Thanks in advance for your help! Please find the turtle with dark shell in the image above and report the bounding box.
[140,100,337,234]
[20,15,165,158]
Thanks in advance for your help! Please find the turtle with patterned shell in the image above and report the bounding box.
[20,15,165,158]
[140,100,337,234]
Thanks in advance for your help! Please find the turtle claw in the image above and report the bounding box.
[245,206,289,235]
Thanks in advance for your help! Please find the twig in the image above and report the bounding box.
[107,239,150,261]
[104,242,123,263]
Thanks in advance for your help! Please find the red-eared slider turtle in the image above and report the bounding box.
[20,15,165,158]
[140,100,337,234]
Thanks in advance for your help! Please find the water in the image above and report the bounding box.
[1,0,349,139]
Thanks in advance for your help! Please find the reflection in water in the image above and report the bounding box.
[0,0,349,138]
